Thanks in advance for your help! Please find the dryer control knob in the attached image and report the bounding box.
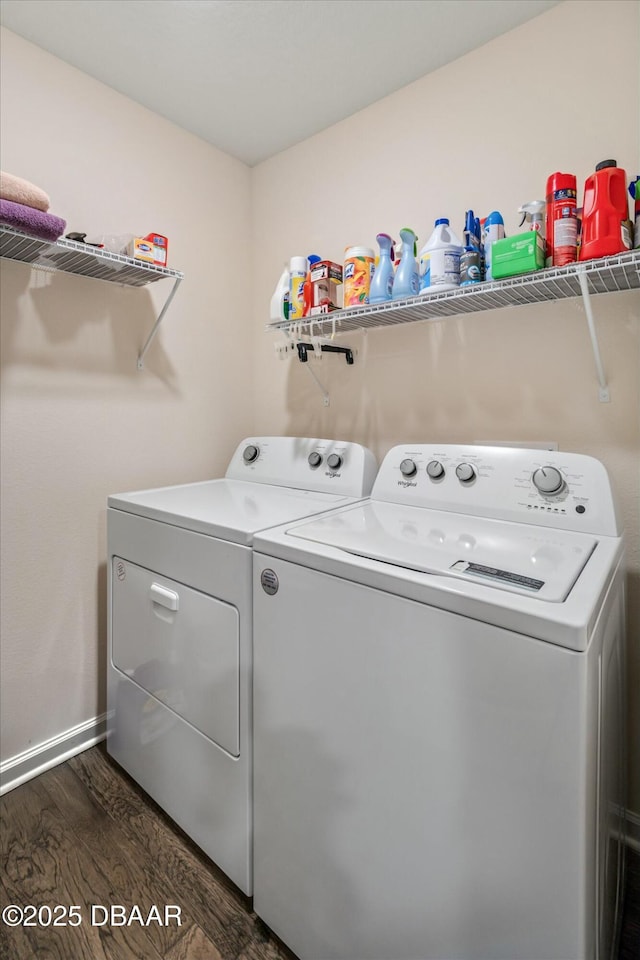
[308,451,323,468]
[532,466,565,496]
[426,460,445,480]
[327,453,343,471]
[400,458,418,478]
[242,444,260,463]
[455,462,476,484]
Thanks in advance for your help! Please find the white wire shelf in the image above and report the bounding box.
[0,224,183,286]
[268,249,640,336]
[0,225,184,369]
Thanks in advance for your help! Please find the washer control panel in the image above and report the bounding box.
[372,444,620,536]
[226,437,377,498]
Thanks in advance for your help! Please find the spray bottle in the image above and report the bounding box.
[518,200,546,237]
[392,228,419,300]
[460,210,482,286]
[369,233,395,303]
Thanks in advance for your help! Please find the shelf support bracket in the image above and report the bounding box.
[137,276,183,371]
[304,362,330,407]
[577,266,610,402]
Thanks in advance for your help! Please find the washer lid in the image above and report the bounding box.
[287,501,598,602]
[108,479,356,545]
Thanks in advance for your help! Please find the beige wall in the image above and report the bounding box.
[251,0,640,809]
[1,2,639,816]
[0,29,253,764]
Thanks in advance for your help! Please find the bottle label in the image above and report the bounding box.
[460,250,481,285]
[344,256,373,306]
[289,275,306,320]
[420,249,460,289]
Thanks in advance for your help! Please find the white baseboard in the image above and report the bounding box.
[626,808,640,854]
[0,713,107,796]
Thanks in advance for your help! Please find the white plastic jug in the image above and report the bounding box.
[419,219,463,293]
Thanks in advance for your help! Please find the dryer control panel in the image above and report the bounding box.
[372,444,620,536]
[226,437,377,498]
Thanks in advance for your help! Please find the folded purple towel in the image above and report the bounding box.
[0,198,66,242]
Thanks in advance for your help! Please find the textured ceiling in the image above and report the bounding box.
[0,0,560,165]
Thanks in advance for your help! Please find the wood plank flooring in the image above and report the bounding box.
[1,743,639,959]
[1,745,295,960]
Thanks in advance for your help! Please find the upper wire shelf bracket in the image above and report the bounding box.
[268,249,639,402]
[267,250,639,336]
[0,225,184,369]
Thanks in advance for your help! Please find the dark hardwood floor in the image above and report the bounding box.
[1,743,638,959]
[1,745,295,960]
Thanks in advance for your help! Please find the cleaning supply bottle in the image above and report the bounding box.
[392,228,419,300]
[269,263,290,323]
[419,219,462,293]
[579,160,631,261]
[631,177,640,248]
[302,254,322,316]
[460,210,482,286]
[289,256,308,322]
[545,173,577,267]
[369,233,395,303]
[518,200,546,238]
[344,245,375,307]
[481,211,505,281]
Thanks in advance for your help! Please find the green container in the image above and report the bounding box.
[491,231,545,279]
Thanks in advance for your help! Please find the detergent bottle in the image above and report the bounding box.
[579,161,631,261]
[369,233,395,303]
[481,211,505,281]
[392,228,419,300]
[419,219,463,293]
[269,263,290,323]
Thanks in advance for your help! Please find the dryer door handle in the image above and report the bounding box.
[149,583,180,611]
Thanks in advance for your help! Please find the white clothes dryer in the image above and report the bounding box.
[107,436,376,895]
[252,444,626,960]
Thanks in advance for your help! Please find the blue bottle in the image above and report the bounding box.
[482,211,505,281]
[460,210,482,286]
[369,233,395,303]
[391,228,419,300]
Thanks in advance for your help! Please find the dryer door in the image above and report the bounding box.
[111,557,239,756]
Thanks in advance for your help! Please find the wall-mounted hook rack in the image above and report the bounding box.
[296,342,354,364]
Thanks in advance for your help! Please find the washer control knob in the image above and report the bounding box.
[242,444,259,463]
[308,451,323,468]
[327,453,343,471]
[532,466,565,496]
[455,462,476,484]
[400,458,417,478]
[426,460,445,480]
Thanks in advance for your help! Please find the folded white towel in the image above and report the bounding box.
[0,171,50,212]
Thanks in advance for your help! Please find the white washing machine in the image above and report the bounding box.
[107,436,376,895]
[252,444,626,960]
